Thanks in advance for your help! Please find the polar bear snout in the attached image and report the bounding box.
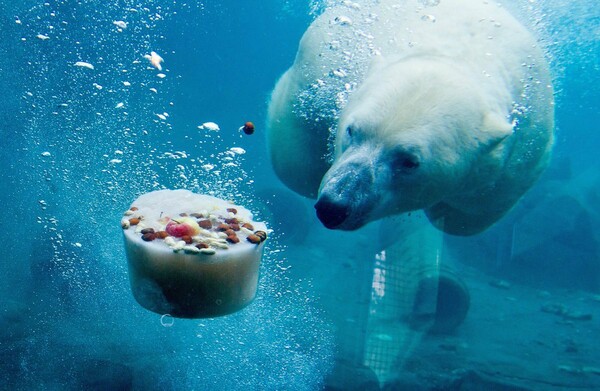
[314,194,351,229]
[315,158,380,230]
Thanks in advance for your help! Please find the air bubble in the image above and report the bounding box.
[421,14,436,23]
[420,0,440,7]
[160,314,174,327]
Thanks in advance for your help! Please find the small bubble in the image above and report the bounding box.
[421,14,436,23]
[160,314,174,327]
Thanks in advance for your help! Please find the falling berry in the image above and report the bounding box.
[240,121,255,135]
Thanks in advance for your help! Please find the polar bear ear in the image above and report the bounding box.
[482,111,514,146]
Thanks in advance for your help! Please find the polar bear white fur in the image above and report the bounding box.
[267,0,554,235]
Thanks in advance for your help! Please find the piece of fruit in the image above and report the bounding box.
[165,217,201,237]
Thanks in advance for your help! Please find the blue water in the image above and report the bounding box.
[0,0,598,390]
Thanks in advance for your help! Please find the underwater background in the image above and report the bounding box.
[0,0,598,390]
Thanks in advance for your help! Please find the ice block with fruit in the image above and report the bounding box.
[121,189,268,318]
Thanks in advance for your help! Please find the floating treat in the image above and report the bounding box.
[240,121,255,135]
[144,51,164,71]
[121,189,268,318]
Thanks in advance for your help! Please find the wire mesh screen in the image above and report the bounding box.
[363,212,444,382]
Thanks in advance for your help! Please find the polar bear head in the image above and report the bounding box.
[314,57,514,231]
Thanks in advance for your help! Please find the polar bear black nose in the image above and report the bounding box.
[314,196,349,229]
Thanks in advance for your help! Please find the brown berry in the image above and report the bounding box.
[229,223,240,231]
[140,228,155,234]
[142,232,157,241]
[254,230,267,242]
[216,223,230,231]
[226,235,240,244]
[246,234,261,244]
[130,206,139,211]
[227,208,238,214]
[225,217,239,225]
[129,217,140,225]
[198,219,212,229]
[242,121,255,135]
[242,222,254,230]
[225,229,236,236]
[156,231,169,239]
[190,212,204,218]
[196,242,210,249]
[179,212,188,217]
[181,235,193,244]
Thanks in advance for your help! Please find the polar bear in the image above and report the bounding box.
[267,0,554,235]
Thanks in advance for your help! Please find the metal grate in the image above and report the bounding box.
[362,212,444,382]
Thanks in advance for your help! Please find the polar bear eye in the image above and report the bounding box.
[345,125,353,138]
[392,152,420,174]
[341,125,355,150]
[401,158,419,169]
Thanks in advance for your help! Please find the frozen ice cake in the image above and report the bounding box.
[121,189,268,318]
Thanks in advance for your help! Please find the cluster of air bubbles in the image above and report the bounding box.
[419,0,441,7]
[325,123,340,164]
[309,0,329,16]
[169,236,335,390]
[310,0,366,16]
[295,0,381,165]
[507,0,598,98]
